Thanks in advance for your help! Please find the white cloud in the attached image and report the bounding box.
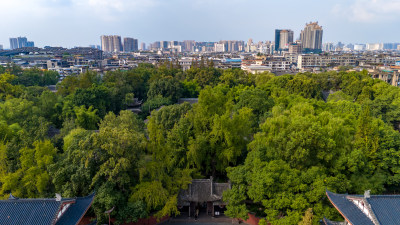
[333,0,400,23]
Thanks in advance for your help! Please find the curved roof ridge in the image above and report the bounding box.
[326,190,375,225]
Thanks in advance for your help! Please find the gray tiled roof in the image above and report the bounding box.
[327,190,400,225]
[178,178,230,204]
[326,190,374,225]
[367,195,400,225]
[0,198,62,225]
[0,193,94,225]
[56,193,95,225]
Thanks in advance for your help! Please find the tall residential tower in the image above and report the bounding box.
[123,37,138,52]
[9,37,33,49]
[275,29,294,51]
[300,22,323,53]
[101,35,123,53]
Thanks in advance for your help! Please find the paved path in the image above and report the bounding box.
[166,214,234,225]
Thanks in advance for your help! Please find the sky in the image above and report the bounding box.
[1,0,400,48]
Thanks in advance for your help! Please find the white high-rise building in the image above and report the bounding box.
[214,43,226,52]
[322,43,334,52]
[101,35,122,53]
[354,44,366,51]
[300,22,323,52]
[366,43,383,51]
[278,30,294,50]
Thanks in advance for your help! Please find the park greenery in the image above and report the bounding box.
[1,62,400,224]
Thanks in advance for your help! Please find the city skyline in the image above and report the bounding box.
[1,0,400,48]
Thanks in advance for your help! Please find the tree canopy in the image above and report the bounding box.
[1,64,400,224]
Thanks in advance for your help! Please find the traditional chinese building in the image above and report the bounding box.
[0,193,95,225]
[324,190,400,225]
[178,177,230,217]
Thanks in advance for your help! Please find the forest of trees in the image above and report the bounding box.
[1,62,400,224]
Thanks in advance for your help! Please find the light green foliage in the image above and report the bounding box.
[0,140,57,198]
[185,67,222,87]
[226,93,400,224]
[139,104,194,218]
[184,85,254,175]
[181,79,201,98]
[219,69,255,87]
[298,208,313,225]
[74,105,100,130]
[56,71,101,96]
[90,111,146,222]
[0,73,23,100]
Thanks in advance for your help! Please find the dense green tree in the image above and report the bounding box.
[74,105,100,130]
[72,85,113,118]
[0,140,57,198]
[147,76,183,102]
[12,68,59,86]
[57,71,101,96]
[0,73,23,100]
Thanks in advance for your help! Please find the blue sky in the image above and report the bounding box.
[1,0,400,48]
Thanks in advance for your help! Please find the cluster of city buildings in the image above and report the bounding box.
[9,36,35,50]
[100,35,138,53]
[1,21,400,87]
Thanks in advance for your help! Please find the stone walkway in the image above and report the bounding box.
[165,212,234,225]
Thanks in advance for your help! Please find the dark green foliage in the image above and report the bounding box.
[72,85,113,118]
[141,95,172,115]
[147,76,183,102]
[11,68,59,86]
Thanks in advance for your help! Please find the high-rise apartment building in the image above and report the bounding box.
[0,44,3,50]
[26,41,35,47]
[323,43,334,52]
[275,29,294,51]
[183,40,195,52]
[214,43,226,52]
[10,38,18,50]
[160,41,169,49]
[289,42,302,54]
[9,37,33,49]
[9,38,18,50]
[17,37,27,48]
[274,30,281,51]
[279,30,294,50]
[366,43,383,51]
[354,44,366,51]
[123,37,138,52]
[140,43,146,51]
[100,35,122,53]
[300,22,323,52]
[246,38,253,52]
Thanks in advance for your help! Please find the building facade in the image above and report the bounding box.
[123,37,138,52]
[297,54,357,70]
[101,35,123,53]
[279,30,294,50]
[300,22,323,53]
[178,177,230,217]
